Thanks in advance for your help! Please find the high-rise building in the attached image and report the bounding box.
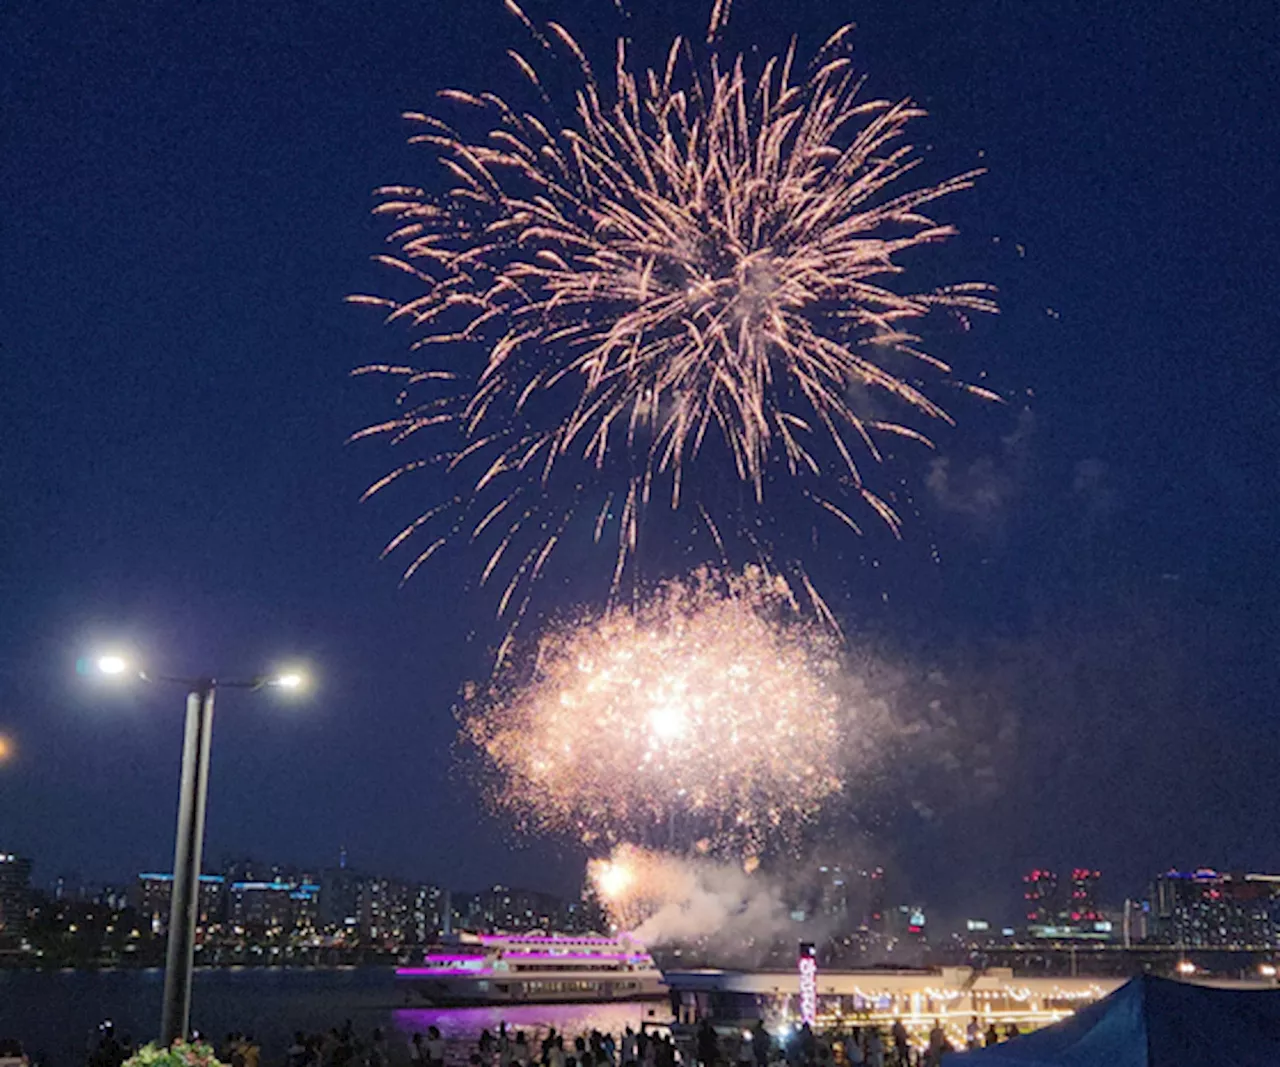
[815,866,851,930]
[865,867,887,932]
[0,853,33,940]
[1023,868,1060,923]
[319,866,364,932]
[560,896,605,934]
[456,885,567,932]
[1068,869,1102,922]
[1150,869,1280,948]
[316,868,445,944]
[228,877,319,933]
[890,903,927,944]
[361,877,415,943]
[1121,898,1150,946]
[409,884,446,943]
[134,873,227,934]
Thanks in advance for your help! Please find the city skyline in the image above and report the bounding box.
[13,843,1280,946]
[2,0,1278,913]
[12,846,1280,982]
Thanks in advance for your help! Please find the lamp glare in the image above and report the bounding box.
[97,655,129,676]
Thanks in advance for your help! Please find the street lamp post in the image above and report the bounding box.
[88,655,305,1044]
[162,679,215,1047]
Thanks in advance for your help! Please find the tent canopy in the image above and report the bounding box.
[949,974,1280,1067]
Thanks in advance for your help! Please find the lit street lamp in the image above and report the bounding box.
[87,653,308,1044]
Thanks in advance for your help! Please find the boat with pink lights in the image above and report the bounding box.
[396,932,668,1005]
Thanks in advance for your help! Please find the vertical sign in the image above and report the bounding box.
[798,941,817,1025]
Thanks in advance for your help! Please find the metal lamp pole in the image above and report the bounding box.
[160,679,216,1046]
[154,673,297,1044]
[87,656,304,1044]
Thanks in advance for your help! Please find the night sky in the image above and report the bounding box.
[2,0,1277,922]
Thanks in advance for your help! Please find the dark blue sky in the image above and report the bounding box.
[2,0,1277,920]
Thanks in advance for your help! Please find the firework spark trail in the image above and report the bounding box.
[352,4,997,623]
[459,565,850,859]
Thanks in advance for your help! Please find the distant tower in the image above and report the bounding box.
[339,845,348,870]
[1023,868,1059,924]
[865,866,887,932]
[0,853,33,939]
[1069,869,1102,922]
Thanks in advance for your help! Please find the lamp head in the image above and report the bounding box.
[82,651,144,681]
[96,654,130,676]
[265,667,309,694]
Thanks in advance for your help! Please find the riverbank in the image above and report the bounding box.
[0,968,667,1067]
[0,950,402,971]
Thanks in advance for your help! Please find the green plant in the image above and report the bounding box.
[123,1041,225,1067]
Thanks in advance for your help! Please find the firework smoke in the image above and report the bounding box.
[588,844,790,950]
[352,3,997,623]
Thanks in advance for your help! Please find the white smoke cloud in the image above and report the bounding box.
[926,407,1036,525]
[628,854,791,949]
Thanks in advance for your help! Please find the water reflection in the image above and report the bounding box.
[391,1001,671,1042]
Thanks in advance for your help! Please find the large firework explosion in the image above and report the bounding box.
[459,565,854,859]
[352,1,997,628]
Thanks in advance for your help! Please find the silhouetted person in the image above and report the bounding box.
[798,1023,815,1066]
[890,1021,908,1067]
[865,1028,884,1067]
[751,1022,770,1067]
[697,1020,719,1067]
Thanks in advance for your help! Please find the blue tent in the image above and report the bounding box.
[948,975,1280,1067]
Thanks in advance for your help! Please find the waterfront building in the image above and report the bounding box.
[814,866,851,928]
[361,876,419,944]
[559,896,606,934]
[318,865,363,932]
[1150,868,1280,948]
[1120,898,1150,946]
[892,903,928,942]
[787,864,890,938]
[1068,868,1102,922]
[134,872,226,934]
[317,865,446,943]
[408,883,446,942]
[1024,868,1060,923]
[865,866,888,932]
[667,965,1125,1050]
[228,877,320,933]
[0,853,33,941]
[454,885,569,933]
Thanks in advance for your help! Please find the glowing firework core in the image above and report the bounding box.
[594,858,635,901]
[648,700,688,742]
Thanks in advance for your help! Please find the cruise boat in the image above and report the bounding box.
[396,932,668,1005]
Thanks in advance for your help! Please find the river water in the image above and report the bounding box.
[0,969,669,1067]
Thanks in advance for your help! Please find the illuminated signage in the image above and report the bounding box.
[798,941,817,1025]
